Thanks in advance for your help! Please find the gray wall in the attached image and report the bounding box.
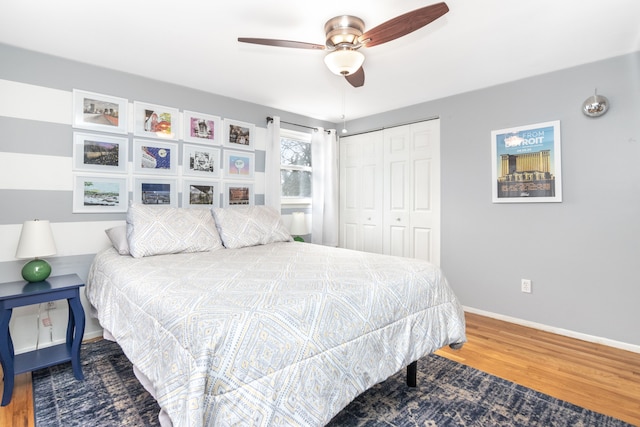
[345,52,640,346]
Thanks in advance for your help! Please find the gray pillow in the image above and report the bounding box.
[127,204,224,258]
[105,225,130,255]
[212,206,292,249]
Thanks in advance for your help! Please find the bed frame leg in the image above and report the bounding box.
[407,360,417,387]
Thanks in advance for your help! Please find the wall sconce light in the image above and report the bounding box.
[15,219,57,282]
[582,89,609,117]
[289,212,309,242]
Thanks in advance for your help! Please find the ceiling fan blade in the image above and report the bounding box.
[359,2,449,48]
[238,38,325,50]
[345,67,365,88]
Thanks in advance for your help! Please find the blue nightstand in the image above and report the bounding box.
[0,274,85,406]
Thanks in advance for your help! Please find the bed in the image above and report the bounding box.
[86,204,466,426]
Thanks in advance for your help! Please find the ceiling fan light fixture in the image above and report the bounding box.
[239,3,450,88]
[324,15,365,49]
[324,49,365,76]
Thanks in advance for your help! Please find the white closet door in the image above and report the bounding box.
[339,131,384,253]
[383,120,441,265]
[383,126,411,257]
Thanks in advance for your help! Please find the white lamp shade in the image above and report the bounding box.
[15,220,57,259]
[324,49,365,76]
[289,212,308,235]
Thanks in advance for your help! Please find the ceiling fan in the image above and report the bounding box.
[238,2,449,88]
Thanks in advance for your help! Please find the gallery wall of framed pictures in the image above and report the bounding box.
[71,89,257,213]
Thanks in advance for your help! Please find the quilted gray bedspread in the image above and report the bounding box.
[86,242,466,426]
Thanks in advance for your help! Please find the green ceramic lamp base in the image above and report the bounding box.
[21,258,52,283]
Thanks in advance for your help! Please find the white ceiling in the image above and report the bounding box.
[2,0,639,123]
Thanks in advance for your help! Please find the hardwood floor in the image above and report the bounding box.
[436,312,640,426]
[1,312,639,426]
[0,371,34,427]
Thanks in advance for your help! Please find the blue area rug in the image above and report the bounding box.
[32,339,631,426]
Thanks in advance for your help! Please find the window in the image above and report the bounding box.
[280,129,312,203]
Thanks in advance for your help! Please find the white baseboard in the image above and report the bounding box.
[463,306,640,354]
[84,329,105,341]
[15,329,106,355]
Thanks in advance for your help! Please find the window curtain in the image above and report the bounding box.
[265,116,281,210]
[311,128,339,246]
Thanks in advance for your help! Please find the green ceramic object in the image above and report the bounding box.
[21,259,52,283]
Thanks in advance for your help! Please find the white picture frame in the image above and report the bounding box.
[133,177,178,207]
[182,144,221,178]
[491,120,562,203]
[223,182,254,207]
[72,174,128,213]
[223,150,255,180]
[133,101,180,140]
[72,89,128,134]
[183,110,222,145]
[133,139,178,175]
[182,179,220,209]
[72,132,128,174]
[223,119,255,151]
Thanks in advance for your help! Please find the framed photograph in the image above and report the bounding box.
[491,120,562,203]
[72,175,128,213]
[182,179,220,208]
[133,101,180,140]
[133,139,178,175]
[182,144,221,177]
[223,119,255,151]
[133,177,178,207]
[183,110,221,145]
[223,182,254,207]
[72,132,128,174]
[72,89,128,134]
[223,150,255,179]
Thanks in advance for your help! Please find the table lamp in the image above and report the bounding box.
[15,219,57,282]
[289,212,308,242]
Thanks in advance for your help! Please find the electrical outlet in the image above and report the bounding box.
[521,279,532,293]
[46,301,56,310]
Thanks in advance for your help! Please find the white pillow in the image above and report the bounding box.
[127,204,224,258]
[105,225,130,255]
[212,206,292,249]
